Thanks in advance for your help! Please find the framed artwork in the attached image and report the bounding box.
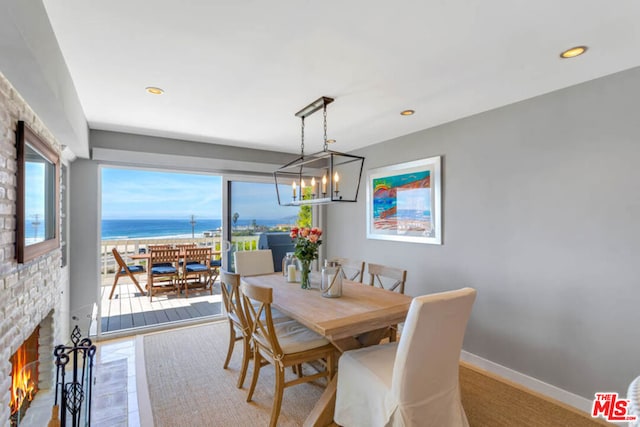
[366,156,442,244]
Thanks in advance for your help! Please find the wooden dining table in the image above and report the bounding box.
[241,272,413,427]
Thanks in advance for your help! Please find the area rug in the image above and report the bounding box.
[140,321,325,427]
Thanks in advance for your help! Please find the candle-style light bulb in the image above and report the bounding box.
[334,171,340,192]
[292,181,297,199]
[301,178,306,188]
[311,177,317,197]
[322,174,327,194]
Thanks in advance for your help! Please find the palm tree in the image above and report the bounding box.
[232,212,239,228]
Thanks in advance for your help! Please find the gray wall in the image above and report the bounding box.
[326,66,640,399]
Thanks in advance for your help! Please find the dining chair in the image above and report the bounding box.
[109,248,146,299]
[147,244,172,251]
[234,249,274,276]
[241,282,336,427]
[330,257,365,283]
[147,248,180,301]
[367,262,407,294]
[180,247,213,297]
[175,243,196,250]
[335,287,477,427]
[220,269,252,388]
[221,270,293,389]
[148,244,174,267]
[368,262,408,341]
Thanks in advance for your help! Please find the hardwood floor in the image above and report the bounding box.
[100,280,223,333]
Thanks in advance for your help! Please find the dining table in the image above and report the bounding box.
[241,272,413,427]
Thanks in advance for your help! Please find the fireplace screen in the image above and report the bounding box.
[10,326,40,426]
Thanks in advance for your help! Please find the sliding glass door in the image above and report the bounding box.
[227,179,303,272]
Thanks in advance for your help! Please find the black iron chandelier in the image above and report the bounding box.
[274,96,365,206]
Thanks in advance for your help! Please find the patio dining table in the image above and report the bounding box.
[241,272,412,426]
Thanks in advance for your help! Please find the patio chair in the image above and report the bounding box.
[109,248,146,299]
[241,281,336,427]
[148,244,174,267]
[180,247,213,297]
[148,248,180,301]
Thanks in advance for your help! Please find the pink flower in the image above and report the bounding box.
[308,234,319,243]
[300,227,310,237]
[290,226,299,239]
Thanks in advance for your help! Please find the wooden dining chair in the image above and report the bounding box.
[234,249,274,276]
[181,247,213,297]
[148,248,180,301]
[241,282,336,427]
[175,243,196,250]
[367,262,407,294]
[220,269,253,388]
[147,244,172,251]
[109,248,146,299]
[148,244,174,267]
[335,288,477,427]
[221,270,292,388]
[331,257,365,283]
[367,263,408,341]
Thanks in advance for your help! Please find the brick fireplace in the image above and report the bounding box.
[1,73,67,427]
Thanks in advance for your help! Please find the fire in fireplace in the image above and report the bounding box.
[9,326,40,427]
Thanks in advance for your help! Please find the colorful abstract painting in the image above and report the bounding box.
[367,156,442,244]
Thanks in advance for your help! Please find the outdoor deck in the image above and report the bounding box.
[100,274,223,334]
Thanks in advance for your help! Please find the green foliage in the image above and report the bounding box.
[294,236,321,261]
[297,187,313,227]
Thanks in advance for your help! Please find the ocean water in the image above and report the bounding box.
[101,218,293,239]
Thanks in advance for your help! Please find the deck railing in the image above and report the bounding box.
[100,235,261,275]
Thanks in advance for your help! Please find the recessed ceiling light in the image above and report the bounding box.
[326,139,336,144]
[400,109,415,116]
[145,86,164,95]
[560,46,588,59]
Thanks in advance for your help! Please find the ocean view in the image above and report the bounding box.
[101,218,295,240]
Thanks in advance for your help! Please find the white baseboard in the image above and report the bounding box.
[460,351,593,414]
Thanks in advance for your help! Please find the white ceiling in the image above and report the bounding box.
[42,0,640,154]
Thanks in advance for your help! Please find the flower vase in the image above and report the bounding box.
[300,260,311,289]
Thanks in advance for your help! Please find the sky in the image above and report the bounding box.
[101,168,299,220]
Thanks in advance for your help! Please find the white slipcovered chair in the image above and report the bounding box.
[334,287,477,427]
[234,249,275,276]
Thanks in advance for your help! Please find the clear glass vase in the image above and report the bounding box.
[300,260,311,289]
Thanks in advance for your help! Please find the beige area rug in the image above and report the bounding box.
[140,321,325,427]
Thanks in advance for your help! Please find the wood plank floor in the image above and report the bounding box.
[100,277,223,333]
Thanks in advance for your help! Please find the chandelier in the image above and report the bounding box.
[274,96,365,206]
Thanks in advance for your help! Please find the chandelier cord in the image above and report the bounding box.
[323,102,328,152]
[300,116,305,158]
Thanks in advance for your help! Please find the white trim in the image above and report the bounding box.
[92,147,279,175]
[135,335,154,427]
[460,350,593,414]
